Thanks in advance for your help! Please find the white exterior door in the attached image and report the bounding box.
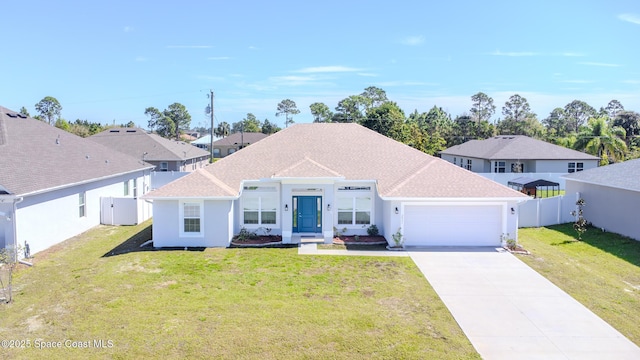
[403,204,503,246]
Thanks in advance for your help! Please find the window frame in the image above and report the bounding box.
[159,162,169,172]
[466,159,472,171]
[124,180,130,196]
[494,161,506,173]
[79,192,86,218]
[179,200,204,237]
[336,185,373,226]
[241,186,279,227]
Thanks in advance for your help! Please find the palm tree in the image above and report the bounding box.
[574,117,627,165]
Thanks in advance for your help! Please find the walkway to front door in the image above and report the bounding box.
[292,196,321,233]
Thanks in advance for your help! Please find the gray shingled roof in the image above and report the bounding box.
[145,123,527,200]
[440,135,599,160]
[563,158,640,192]
[213,132,268,146]
[89,128,210,161]
[0,106,154,196]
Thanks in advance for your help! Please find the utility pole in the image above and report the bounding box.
[209,90,214,163]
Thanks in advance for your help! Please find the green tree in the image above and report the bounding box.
[564,100,596,133]
[242,113,262,132]
[574,117,627,165]
[361,101,405,140]
[542,108,569,138]
[275,99,300,128]
[215,121,230,137]
[470,92,496,123]
[360,86,388,109]
[333,95,367,123]
[309,102,333,123]
[612,111,640,145]
[261,119,280,134]
[19,106,30,117]
[502,94,533,123]
[35,96,62,125]
[605,100,624,119]
[54,118,70,131]
[144,107,175,139]
[164,103,192,140]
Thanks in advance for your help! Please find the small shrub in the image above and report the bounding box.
[236,227,258,242]
[392,228,404,247]
[366,224,379,237]
[333,226,347,239]
[570,198,588,241]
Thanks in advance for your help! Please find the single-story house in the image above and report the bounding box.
[440,135,599,174]
[90,128,210,172]
[0,107,154,255]
[143,123,529,248]
[564,159,640,241]
[194,132,268,158]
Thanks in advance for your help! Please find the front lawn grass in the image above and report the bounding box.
[0,221,478,359]
[518,224,640,346]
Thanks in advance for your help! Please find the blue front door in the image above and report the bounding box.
[293,196,321,233]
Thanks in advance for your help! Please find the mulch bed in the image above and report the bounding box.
[230,235,284,247]
[333,235,388,245]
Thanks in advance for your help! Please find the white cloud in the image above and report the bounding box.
[357,73,378,77]
[622,80,640,84]
[123,26,133,33]
[578,62,621,67]
[377,81,437,87]
[618,13,640,25]
[400,35,425,46]
[490,50,539,57]
[208,56,231,60]
[166,45,212,49]
[294,66,362,73]
[560,52,585,57]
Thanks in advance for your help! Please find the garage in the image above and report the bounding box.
[402,204,503,246]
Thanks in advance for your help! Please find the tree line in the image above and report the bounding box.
[22,90,640,164]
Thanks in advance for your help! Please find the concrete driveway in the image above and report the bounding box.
[408,248,640,360]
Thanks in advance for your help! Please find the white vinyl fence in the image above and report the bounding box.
[518,192,580,228]
[100,197,152,226]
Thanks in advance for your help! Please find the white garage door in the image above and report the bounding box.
[403,205,502,246]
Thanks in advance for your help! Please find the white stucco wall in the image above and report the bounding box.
[14,171,150,255]
[152,199,234,248]
[535,159,598,173]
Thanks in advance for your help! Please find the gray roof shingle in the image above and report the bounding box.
[145,123,527,200]
[212,132,268,146]
[0,106,154,196]
[89,128,210,161]
[440,135,599,160]
[563,158,640,192]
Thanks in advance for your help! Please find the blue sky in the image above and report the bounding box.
[2,1,639,129]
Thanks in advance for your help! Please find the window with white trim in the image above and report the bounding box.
[133,179,138,198]
[568,162,584,173]
[79,192,86,217]
[494,161,506,173]
[124,180,130,196]
[180,201,203,236]
[337,185,373,225]
[159,162,168,172]
[242,186,278,225]
[466,159,472,170]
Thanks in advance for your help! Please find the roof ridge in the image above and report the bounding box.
[274,156,343,177]
[198,169,238,196]
[383,158,436,194]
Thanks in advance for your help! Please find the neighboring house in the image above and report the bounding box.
[194,132,268,158]
[564,159,640,241]
[440,135,599,174]
[90,128,210,172]
[0,107,154,255]
[143,123,528,248]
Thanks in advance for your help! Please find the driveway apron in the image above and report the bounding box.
[408,248,640,360]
